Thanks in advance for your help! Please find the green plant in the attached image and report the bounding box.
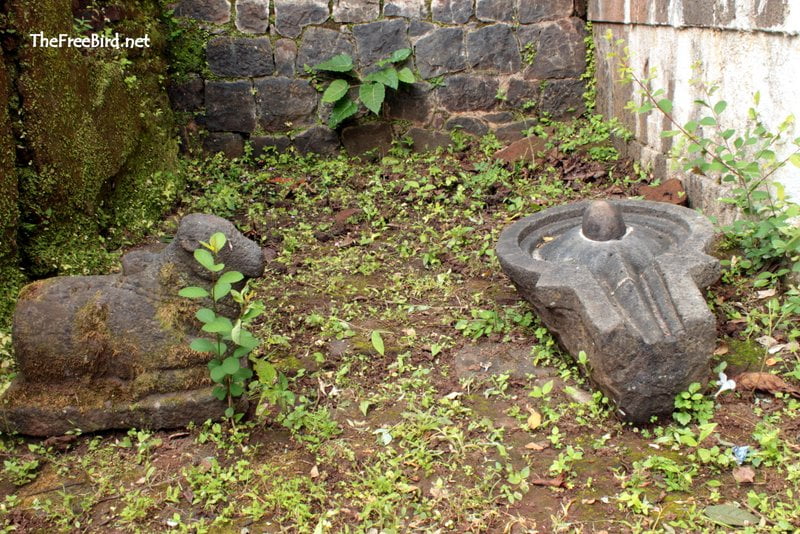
[179,232,262,418]
[3,457,39,486]
[312,49,416,129]
[673,382,715,425]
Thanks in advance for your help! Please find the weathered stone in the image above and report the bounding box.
[333,0,379,22]
[251,135,292,157]
[408,20,435,39]
[386,82,433,122]
[0,214,265,436]
[521,19,586,80]
[445,116,489,136]
[297,27,355,71]
[353,19,410,70]
[415,28,466,79]
[168,75,204,112]
[206,37,274,77]
[494,135,547,163]
[518,0,572,23]
[437,74,498,112]
[274,39,298,77]
[476,0,515,22]
[639,178,688,206]
[540,78,585,118]
[506,78,541,109]
[341,123,394,158]
[293,126,340,155]
[455,343,550,380]
[274,0,329,38]
[467,24,520,73]
[483,111,516,124]
[495,121,535,143]
[431,0,473,23]
[174,0,231,23]
[235,0,269,33]
[203,132,245,157]
[205,80,256,132]
[496,200,720,423]
[384,0,427,18]
[255,77,318,131]
[408,127,452,152]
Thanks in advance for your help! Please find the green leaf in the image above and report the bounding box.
[657,98,673,113]
[704,504,760,527]
[313,54,354,72]
[714,100,728,115]
[202,316,233,334]
[660,130,680,138]
[389,48,411,63]
[397,67,415,84]
[218,271,244,285]
[359,400,372,416]
[195,308,216,323]
[721,128,736,139]
[360,82,385,115]
[232,345,252,358]
[212,385,227,400]
[190,338,216,353]
[365,68,399,90]
[700,116,717,126]
[237,331,260,350]
[231,320,242,344]
[179,286,209,299]
[209,232,227,252]
[229,383,244,397]
[233,367,253,381]
[224,406,235,418]
[194,248,215,270]
[212,342,227,357]
[222,356,240,375]
[328,97,358,129]
[210,365,227,383]
[371,330,385,355]
[789,153,800,168]
[322,79,350,103]
[673,411,691,426]
[254,360,277,384]
[213,281,232,301]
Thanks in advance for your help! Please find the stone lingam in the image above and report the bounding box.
[496,200,720,423]
[0,214,264,436]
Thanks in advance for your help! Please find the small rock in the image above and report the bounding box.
[407,128,452,152]
[494,135,547,164]
[445,116,489,137]
[639,178,687,206]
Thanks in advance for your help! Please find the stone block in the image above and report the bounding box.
[431,0,473,23]
[493,135,548,163]
[467,24,520,73]
[385,81,433,123]
[341,123,394,158]
[520,19,586,80]
[353,19,410,70]
[384,0,427,18]
[540,78,585,118]
[506,78,540,109]
[445,116,489,137]
[206,37,274,77]
[408,127,452,152]
[293,126,340,155]
[414,28,466,79]
[274,39,298,77]
[495,120,535,143]
[274,0,329,38]
[167,75,204,112]
[437,74,498,112]
[297,27,355,71]
[475,0,515,22]
[251,135,292,157]
[333,0,379,22]
[518,0,572,23]
[174,0,231,23]
[255,77,318,131]
[409,20,435,39]
[235,0,269,33]
[205,80,256,132]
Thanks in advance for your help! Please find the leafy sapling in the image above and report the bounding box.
[179,232,264,419]
[312,48,416,129]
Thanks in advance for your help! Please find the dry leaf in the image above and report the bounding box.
[756,335,778,348]
[735,372,800,398]
[526,407,542,430]
[310,465,320,478]
[732,466,755,484]
[581,498,596,505]
[756,288,777,299]
[524,441,549,451]
[713,345,729,356]
[765,357,780,366]
[531,474,565,488]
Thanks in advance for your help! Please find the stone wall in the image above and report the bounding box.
[169,0,589,157]
[589,0,800,221]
